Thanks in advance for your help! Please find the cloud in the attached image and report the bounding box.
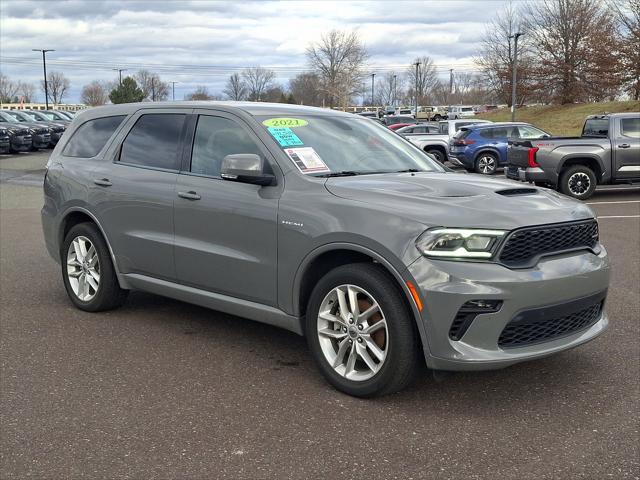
[0,0,505,102]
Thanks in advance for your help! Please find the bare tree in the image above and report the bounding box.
[185,86,215,101]
[242,67,276,101]
[306,29,368,108]
[0,74,20,103]
[223,73,248,101]
[134,70,169,101]
[289,72,322,106]
[17,82,36,103]
[525,0,622,103]
[609,0,640,99]
[406,56,438,105]
[475,1,537,106]
[41,71,70,104]
[81,81,109,106]
[375,72,405,106]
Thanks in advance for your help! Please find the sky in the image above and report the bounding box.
[0,0,513,103]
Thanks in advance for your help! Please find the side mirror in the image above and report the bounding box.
[221,154,275,186]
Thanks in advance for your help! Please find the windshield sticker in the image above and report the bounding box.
[268,127,304,147]
[262,118,308,128]
[284,147,330,174]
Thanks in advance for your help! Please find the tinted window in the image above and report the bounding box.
[582,118,609,137]
[517,125,548,139]
[190,116,263,177]
[63,115,126,158]
[119,114,185,170]
[621,117,640,138]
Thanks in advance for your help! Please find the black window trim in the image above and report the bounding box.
[61,114,128,159]
[115,112,189,173]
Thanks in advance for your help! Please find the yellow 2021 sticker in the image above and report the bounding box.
[262,118,308,128]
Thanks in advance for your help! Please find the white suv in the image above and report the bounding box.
[448,106,476,119]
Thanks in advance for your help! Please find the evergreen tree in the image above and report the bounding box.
[109,77,145,104]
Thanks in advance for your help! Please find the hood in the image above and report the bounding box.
[325,172,595,230]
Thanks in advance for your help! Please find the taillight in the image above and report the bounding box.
[528,147,539,168]
[453,139,475,146]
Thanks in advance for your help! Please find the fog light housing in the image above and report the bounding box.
[449,299,503,341]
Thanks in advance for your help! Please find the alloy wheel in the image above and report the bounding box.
[568,172,591,196]
[66,235,100,301]
[317,284,388,381]
[477,155,496,174]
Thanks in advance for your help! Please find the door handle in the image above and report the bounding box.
[93,178,112,187]
[178,191,201,200]
[618,144,630,148]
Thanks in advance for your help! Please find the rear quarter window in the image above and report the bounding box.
[63,115,126,158]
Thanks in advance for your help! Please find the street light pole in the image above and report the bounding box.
[414,61,421,116]
[393,74,397,109]
[32,49,55,109]
[113,68,127,86]
[371,73,375,110]
[170,81,178,101]
[509,32,523,122]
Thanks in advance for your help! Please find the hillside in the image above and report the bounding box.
[476,100,640,136]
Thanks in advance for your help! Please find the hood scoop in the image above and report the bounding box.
[495,188,539,196]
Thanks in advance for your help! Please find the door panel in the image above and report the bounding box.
[90,109,190,281]
[174,112,280,306]
[613,117,640,179]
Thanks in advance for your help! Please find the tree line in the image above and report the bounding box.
[2,0,636,107]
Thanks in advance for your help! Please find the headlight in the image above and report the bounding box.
[416,228,507,259]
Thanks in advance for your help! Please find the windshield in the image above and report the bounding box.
[3,112,25,122]
[256,115,444,176]
[37,112,56,120]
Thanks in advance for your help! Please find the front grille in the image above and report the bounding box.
[498,294,604,348]
[498,220,598,267]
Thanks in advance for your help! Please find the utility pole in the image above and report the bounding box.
[414,61,420,116]
[151,77,155,101]
[170,81,178,101]
[509,32,523,121]
[370,73,375,110]
[32,49,55,108]
[113,68,127,86]
[449,68,454,97]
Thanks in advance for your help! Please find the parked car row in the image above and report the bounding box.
[0,109,73,153]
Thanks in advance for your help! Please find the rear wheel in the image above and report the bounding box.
[305,263,420,397]
[425,148,445,163]
[559,165,597,199]
[475,152,498,175]
[61,222,128,312]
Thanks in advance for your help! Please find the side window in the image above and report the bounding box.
[518,125,548,139]
[190,115,263,177]
[62,115,126,158]
[119,114,186,170]
[621,118,640,139]
[480,129,494,139]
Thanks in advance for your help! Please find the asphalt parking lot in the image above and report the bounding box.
[1,151,639,479]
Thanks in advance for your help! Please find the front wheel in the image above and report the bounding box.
[559,165,597,199]
[305,263,420,397]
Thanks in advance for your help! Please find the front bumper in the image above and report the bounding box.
[407,247,610,370]
[10,135,32,151]
[505,165,555,186]
[32,133,51,149]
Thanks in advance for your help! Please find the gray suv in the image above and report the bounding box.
[42,102,610,397]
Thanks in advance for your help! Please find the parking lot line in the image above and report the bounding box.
[596,215,640,219]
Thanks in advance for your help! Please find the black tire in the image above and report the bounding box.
[425,148,445,163]
[475,152,498,175]
[305,263,420,397]
[559,165,597,200]
[433,115,442,121]
[61,222,128,312]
